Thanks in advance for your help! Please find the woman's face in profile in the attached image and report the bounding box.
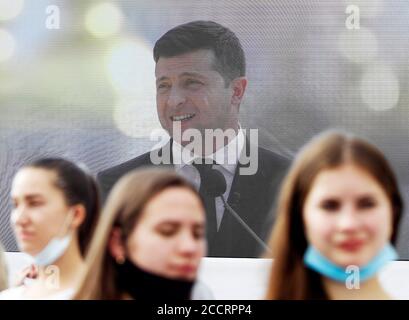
[126,187,206,281]
[10,168,71,256]
[303,164,393,267]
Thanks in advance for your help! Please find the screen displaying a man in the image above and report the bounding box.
[98,21,289,258]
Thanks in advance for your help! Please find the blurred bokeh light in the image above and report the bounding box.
[106,37,155,96]
[0,29,16,62]
[107,37,158,137]
[360,64,400,111]
[0,0,24,21]
[338,28,378,64]
[85,2,123,38]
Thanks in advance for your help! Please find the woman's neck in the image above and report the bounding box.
[323,275,391,300]
[27,239,84,297]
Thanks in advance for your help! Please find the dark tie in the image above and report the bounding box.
[192,159,218,246]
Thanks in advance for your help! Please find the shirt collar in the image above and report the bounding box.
[172,126,245,175]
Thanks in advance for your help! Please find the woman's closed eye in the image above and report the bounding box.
[25,198,45,207]
[320,199,341,212]
[193,226,205,239]
[157,224,178,237]
[357,196,377,210]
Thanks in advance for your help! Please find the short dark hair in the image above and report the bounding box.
[153,20,246,85]
[26,158,100,257]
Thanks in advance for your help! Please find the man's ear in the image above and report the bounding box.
[230,77,248,106]
[108,227,126,262]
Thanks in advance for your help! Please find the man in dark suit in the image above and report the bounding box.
[98,21,289,258]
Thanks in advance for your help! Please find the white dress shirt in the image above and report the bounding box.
[172,129,245,230]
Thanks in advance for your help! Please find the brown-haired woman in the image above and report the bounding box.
[266,130,402,300]
[75,167,212,300]
[0,158,100,299]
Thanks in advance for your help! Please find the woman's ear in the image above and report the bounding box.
[108,227,126,263]
[70,204,86,228]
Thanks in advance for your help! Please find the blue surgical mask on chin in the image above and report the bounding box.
[303,243,398,283]
[30,211,74,267]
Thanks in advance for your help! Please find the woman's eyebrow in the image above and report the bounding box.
[25,194,44,200]
[11,193,43,200]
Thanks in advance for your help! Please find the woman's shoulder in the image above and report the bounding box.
[191,281,214,300]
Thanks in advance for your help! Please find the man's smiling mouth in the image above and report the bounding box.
[171,113,195,121]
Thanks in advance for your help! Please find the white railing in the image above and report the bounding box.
[4,252,409,299]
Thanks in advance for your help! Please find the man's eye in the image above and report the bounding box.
[185,79,202,87]
[157,83,170,90]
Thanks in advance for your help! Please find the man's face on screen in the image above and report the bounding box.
[155,49,238,142]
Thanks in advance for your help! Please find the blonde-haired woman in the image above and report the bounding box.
[266,130,402,299]
[75,167,212,299]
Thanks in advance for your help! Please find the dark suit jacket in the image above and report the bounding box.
[97,139,290,258]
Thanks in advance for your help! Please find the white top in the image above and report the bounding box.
[0,281,212,300]
[191,281,214,300]
[0,286,74,300]
[6,253,407,300]
[173,129,245,229]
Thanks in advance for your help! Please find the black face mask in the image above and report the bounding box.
[116,258,195,300]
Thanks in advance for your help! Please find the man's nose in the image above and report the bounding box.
[167,87,186,109]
